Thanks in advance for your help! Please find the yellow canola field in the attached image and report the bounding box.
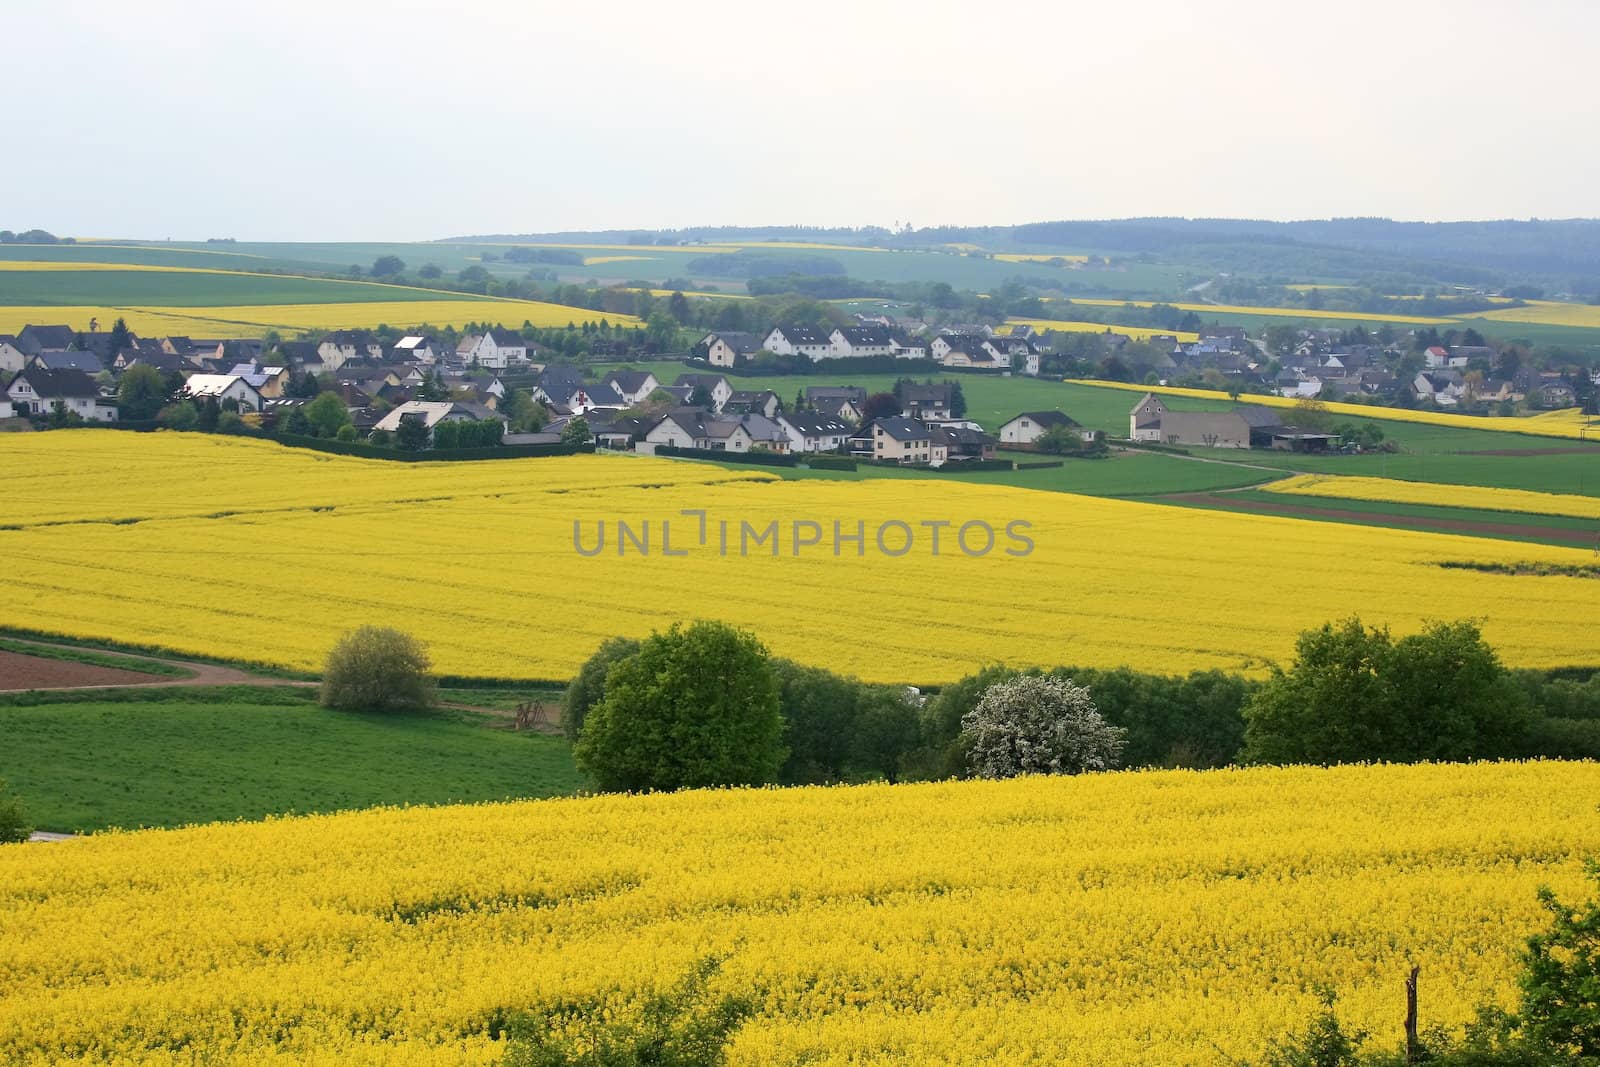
[583,255,656,265]
[0,299,640,337]
[2,762,1597,1066]
[1264,474,1600,520]
[1,432,1596,682]
[1005,318,1199,342]
[0,260,225,273]
[1053,297,1455,326]
[1065,379,1600,442]
[1477,300,1600,329]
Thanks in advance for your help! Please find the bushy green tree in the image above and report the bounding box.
[772,658,862,784]
[574,621,784,792]
[0,778,31,844]
[305,392,350,437]
[560,417,590,446]
[1520,859,1600,1058]
[319,626,437,713]
[157,401,198,430]
[1242,618,1530,765]
[561,637,641,742]
[395,413,431,451]
[116,364,168,420]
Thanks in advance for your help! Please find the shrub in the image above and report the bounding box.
[0,779,31,843]
[1242,618,1530,765]
[318,626,437,713]
[961,674,1126,779]
[574,621,784,792]
[503,957,751,1067]
[561,636,640,742]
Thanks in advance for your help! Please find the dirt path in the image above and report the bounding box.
[1160,493,1600,545]
[0,638,304,694]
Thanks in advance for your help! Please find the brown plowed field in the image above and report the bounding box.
[1163,494,1600,545]
[0,650,166,690]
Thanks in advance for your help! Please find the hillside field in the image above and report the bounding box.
[3,761,1596,1065]
[0,433,1595,683]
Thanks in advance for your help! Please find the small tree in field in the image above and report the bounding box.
[0,779,31,843]
[319,626,436,713]
[961,675,1125,779]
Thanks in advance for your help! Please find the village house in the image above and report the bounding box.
[644,408,755,453]
[317,331,383,372]
[30,350,105,376]
[849,416,946,465]
[931,423,997,462]
[901,382,954,421]
[723,390,781,418]
[391,335,441,364]
[471,328,528,369]
[15,324,76,356]
[6,367,118,421]
[777,411,853,453]
[675,373,734,412]
[762,324,837,360]
[700,331,763,368]
[372,401,508,442]
[182,373,265,412]
[1129,393,1340,451]
[998,410,1097,445]
[599,370,660,405]
[1423,345,1469,370]
[0,335,26,373]
[228,363,289,399]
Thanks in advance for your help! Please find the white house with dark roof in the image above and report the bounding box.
[998,410,1096,445]
[0,335,28,373]
[644,408,755,452]
[763,324,837,361]
[15,324,75,356]
[182,373,264,411]
[6,367,117,421]
[472,328,527,369]
[777,411,852,453]
[317,331,382,372]
[600,370,660,405]
[674,373,733,412]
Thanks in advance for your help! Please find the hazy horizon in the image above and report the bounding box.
[6,0,1598,242]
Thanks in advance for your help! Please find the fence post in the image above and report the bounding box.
[1405,965,1421,1065]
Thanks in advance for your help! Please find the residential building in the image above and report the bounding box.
[762,324,837,360]
[6,367,117,420]
[701,331,763,368]
[675,373,734,411]
[472,328,527,369]
[182,373,265,411]
[599,370,660,405]
[644,408,755,452]
[998,410,1096,445]
[901,382,954,421]
[850,416,945,465]
[777,411,852,453]
[371,400,507,439]
[0,335,26,373]
[15,324,75,356]
[317,331,382,372]
[723,390,781,418]
[30,350,105,375]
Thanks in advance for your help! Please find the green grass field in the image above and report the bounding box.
[0,690,583,832]
[759,450,1276,496]
[0,269,456,307]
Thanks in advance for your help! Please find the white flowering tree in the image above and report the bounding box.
[961,675,1126,779]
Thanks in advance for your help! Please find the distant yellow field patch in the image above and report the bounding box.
[0,260,221,274]
[1065,379,1600,442]
[488,242,740,253]
[1005,318,1198,342]
[993,252,1090,264]
[1284,284,1350,291]
[1262,474,1600,521]
[640,288,752,300]
[725,241,889,252]
[0,299,641,337]
[1476,300,1600,329]
[1055,297,1455,326]
[583,255,656,266]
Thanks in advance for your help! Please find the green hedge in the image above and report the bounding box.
[804,455,858,471]
[1014,460,1066,470]
[654,445,798,467]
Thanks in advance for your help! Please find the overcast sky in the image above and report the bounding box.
[5,0,1597,240]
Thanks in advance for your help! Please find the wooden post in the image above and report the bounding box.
[1405,965,1421,1065]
